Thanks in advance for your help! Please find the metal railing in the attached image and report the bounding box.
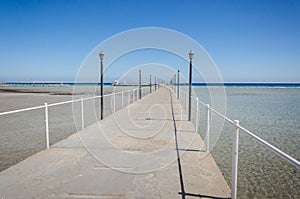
[170,84,300,199]
[0,85,156,150]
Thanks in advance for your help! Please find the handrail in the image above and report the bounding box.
[0,105,46,116]
[0,85,156,152]
[190,94,300,168]
[176,86,300,167]
[237,124,300,168]
[170,84,300,199]
[0,87,142,116]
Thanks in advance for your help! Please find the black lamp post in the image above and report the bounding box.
[150,74,152,93]
[99,51,104,120]
[139,70,142,99]
[177,70,180,99]
[174,74,176,92]
[188,50,193,121]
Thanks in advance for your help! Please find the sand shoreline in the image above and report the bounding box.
[0,88,80,95]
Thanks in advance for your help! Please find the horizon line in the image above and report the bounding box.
[2,82,300,85]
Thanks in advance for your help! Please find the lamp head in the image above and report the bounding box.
[189,50,194,60]
[99,51,104,61]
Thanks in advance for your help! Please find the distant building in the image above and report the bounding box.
[112,80,119,86]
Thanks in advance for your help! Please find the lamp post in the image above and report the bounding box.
[99,51,104,120]
[188,50,193,121]
[177,70,180,99]
[174,74,176,92]
[150,74,152,93]
[139,70,142,99]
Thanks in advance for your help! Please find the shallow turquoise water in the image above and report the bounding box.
[1,84,299,197]
[190,86,300,198]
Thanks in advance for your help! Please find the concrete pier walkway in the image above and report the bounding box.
[0,87,230,199]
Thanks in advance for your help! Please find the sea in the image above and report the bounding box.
[188,83,300,198]
[0,83,299,198]
[0,83,138,170]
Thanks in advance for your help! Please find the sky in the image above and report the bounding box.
[0,0,299,83]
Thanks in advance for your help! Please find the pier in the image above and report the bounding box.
[0,86,230,199]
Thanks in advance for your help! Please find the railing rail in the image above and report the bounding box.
[0,85,156,150]
[170,85,300,199]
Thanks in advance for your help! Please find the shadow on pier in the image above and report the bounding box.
[169,91,231,199]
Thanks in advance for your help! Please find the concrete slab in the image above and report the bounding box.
[0,86,231,199]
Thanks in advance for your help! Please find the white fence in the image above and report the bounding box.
[0,85,156,150]
[170,84,300,199]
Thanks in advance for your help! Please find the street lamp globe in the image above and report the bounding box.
[189,50,194,61]
[99,51,104,61]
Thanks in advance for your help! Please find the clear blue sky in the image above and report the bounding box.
[0,0,299,83]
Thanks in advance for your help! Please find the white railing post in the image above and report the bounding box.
[128,90,130,105]
[44,103,50,149]
[136,89,138,101]
[133,89,139,101]
[128,90,131,104]
[184,92,186,109]
[180,89,182,103]
[131,90,135,103]
[113,92,116,113]
[185,93,190,112]
[81,97,84,130]
[186,91,188,112]
[183,90,185,104]
[121,91,124,108]
[206,104,210,152]
[195,98,199,132]
[232,120,240,199]
[133,89,135,102]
